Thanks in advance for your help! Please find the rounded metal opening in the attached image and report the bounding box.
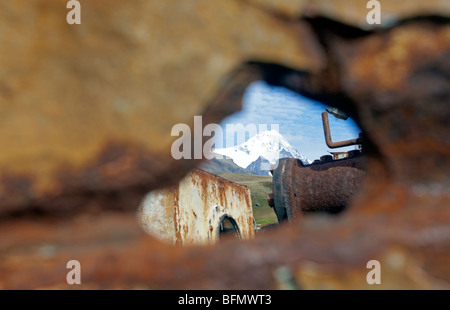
[217,215,241,240]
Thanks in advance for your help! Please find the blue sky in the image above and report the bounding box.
[217,81,361,161]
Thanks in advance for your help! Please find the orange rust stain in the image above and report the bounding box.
[347,22,450,91]
[171,187,182,246]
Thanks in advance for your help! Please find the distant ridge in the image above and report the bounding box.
[199,155,252,175]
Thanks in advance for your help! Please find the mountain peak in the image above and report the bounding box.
[214,130,309,170]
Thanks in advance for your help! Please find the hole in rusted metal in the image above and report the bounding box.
[208,80,365,228]
[138,76,367,246]
[218,215,241,240]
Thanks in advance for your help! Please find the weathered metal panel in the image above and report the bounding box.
[0,1,449,290]
[139,169,254,245]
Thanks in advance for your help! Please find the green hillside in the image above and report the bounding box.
[200,157,252,175]
[219,173,278,225]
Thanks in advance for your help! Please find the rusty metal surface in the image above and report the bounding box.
[138,169,254,246]
[246,0,450,28]
[1,205,449,289]
[330,151,361,160]
[0,1,449,290]
[272,157,366,222]
[0,0,323,217]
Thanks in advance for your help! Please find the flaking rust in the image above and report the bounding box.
[0,0,449,290]
[271,156,366,221]
[138,169,255,246]
[270,108,366,221]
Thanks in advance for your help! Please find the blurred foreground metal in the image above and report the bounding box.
[0,1,449,289]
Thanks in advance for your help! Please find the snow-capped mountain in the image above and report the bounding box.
[245,156,273,175]
[213,130,309,175]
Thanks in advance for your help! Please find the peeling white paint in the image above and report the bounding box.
[139,169,255,246]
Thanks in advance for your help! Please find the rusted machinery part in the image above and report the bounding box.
[272,157,366,222]
[321,112,363,148]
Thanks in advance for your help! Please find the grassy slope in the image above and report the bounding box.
[200,157,252,175]
[219,173,278,225]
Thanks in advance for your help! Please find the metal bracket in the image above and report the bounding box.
[322,112,362,149]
